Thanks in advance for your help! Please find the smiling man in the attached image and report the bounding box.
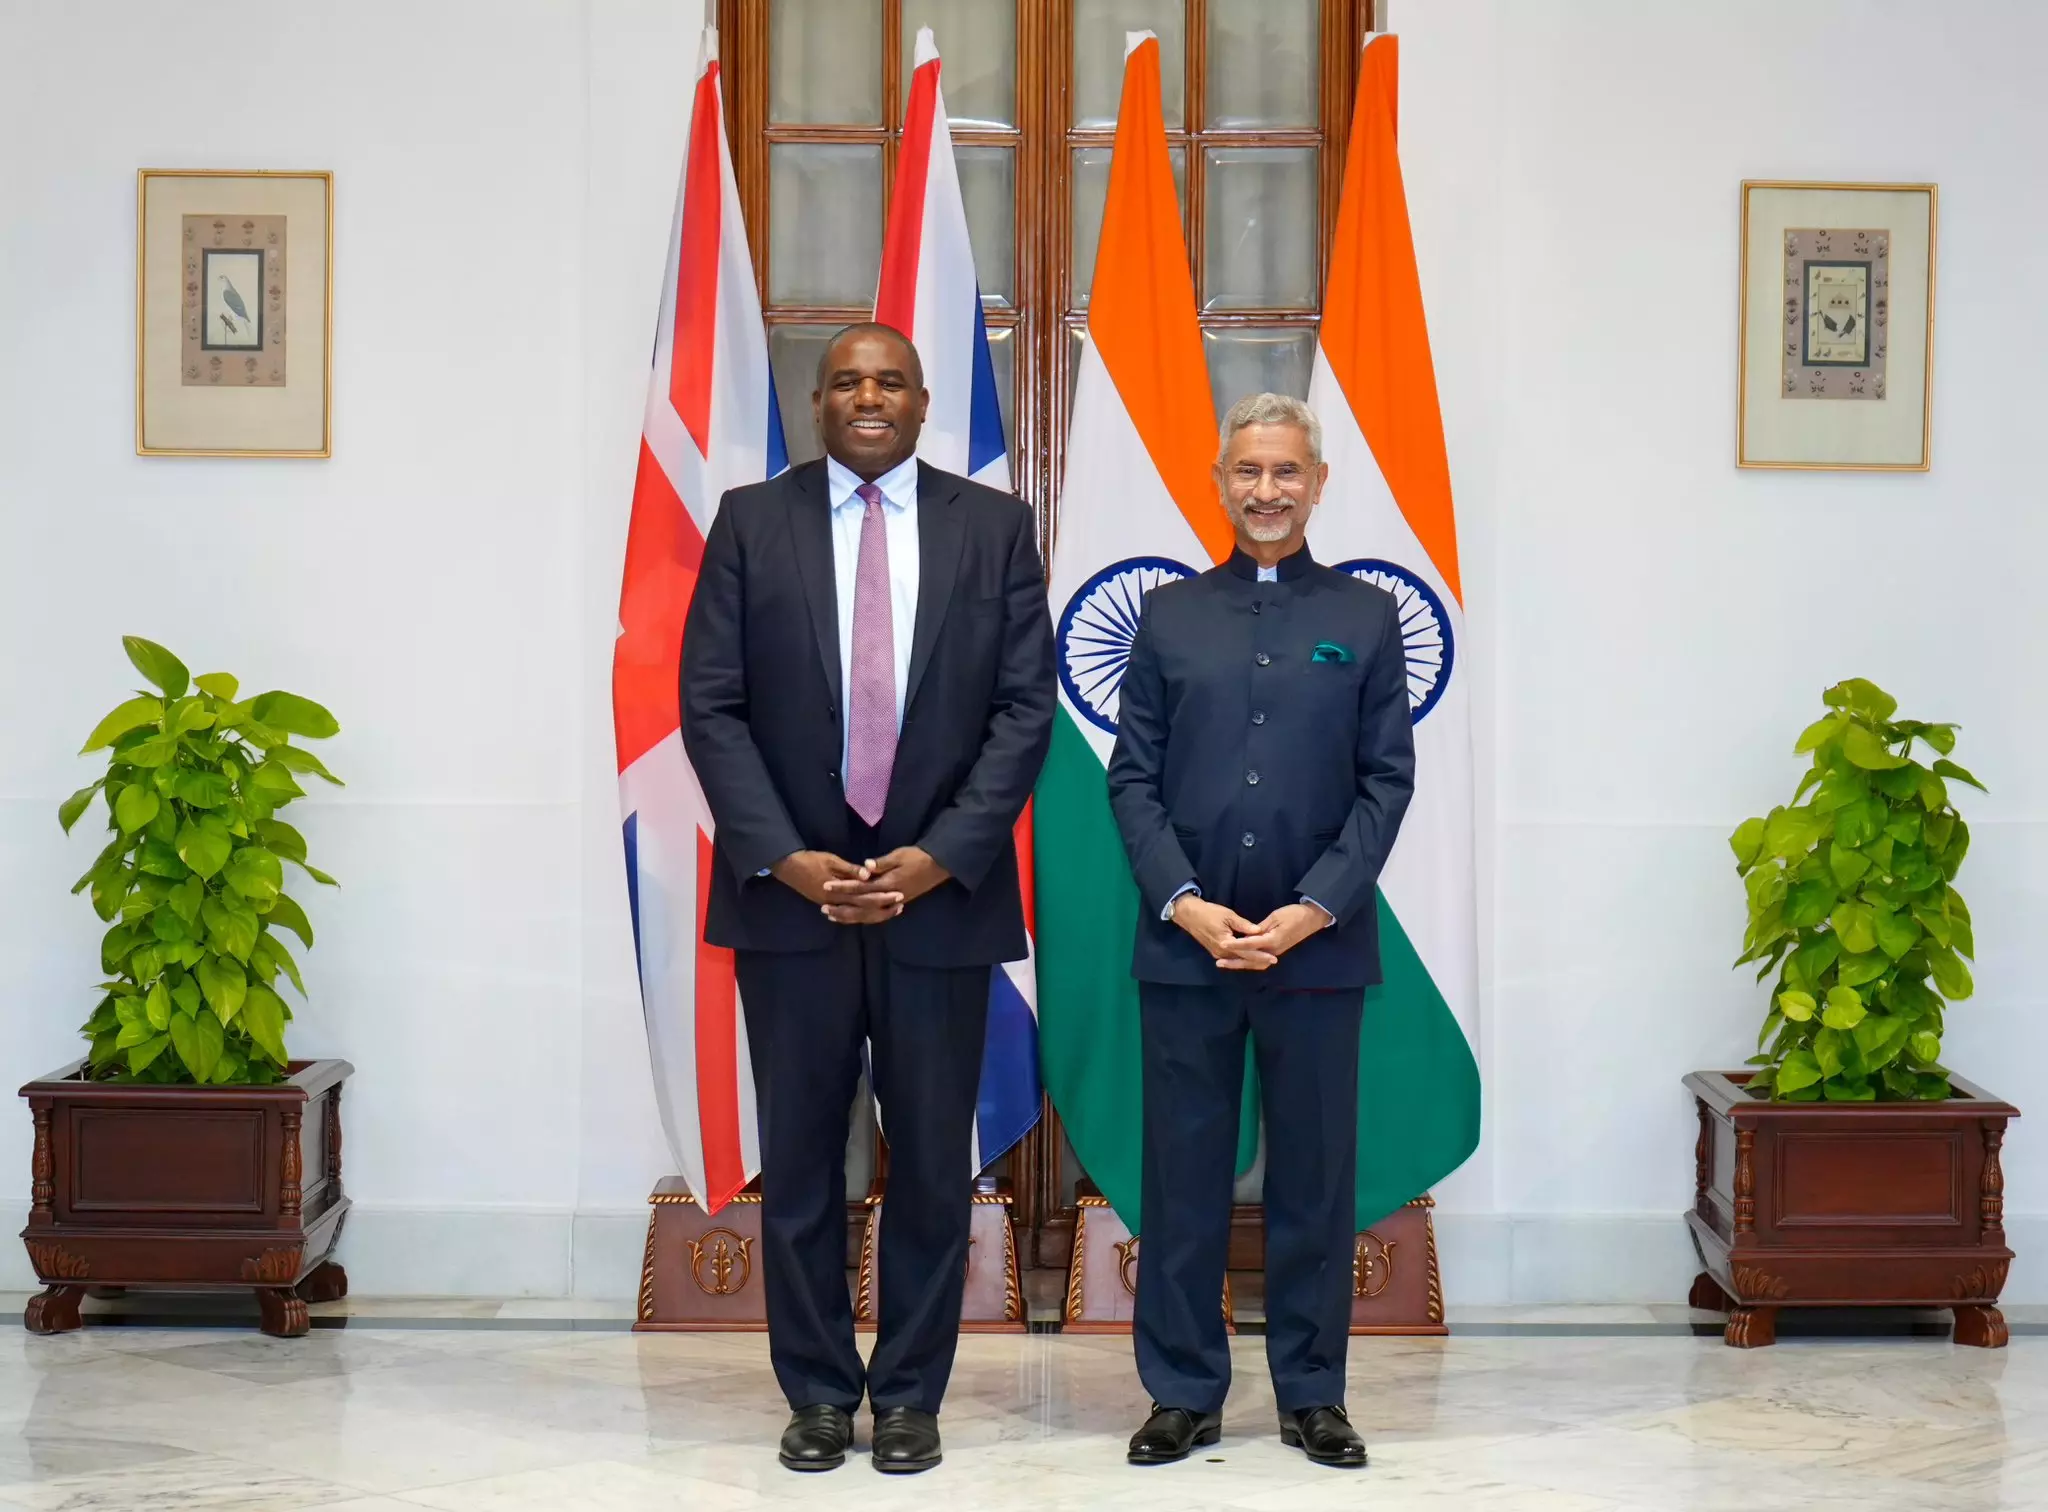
[681,323,1055,1476]
[1106,393,1416,1470]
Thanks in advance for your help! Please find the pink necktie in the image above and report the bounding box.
[844,483,897,826]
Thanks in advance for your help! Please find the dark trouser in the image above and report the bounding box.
[735,914,988,1416]
[1133,979,1363,1416]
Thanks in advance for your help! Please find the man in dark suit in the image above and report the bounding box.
[1107,392,1416,1470]
[681,324,1055,1476]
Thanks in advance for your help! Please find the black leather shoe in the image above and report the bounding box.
[1128,1404,1223,1465]
[1280,1405,1368,1467]
[871,1406,942,1474]
[777,1404,853,1471]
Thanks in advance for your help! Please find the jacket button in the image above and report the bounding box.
[1251,710,1267,725]
[1242,831,1256,848]
[1246,770,1260,786]
[1251,602,1262,615]
[1255,651,1271,667]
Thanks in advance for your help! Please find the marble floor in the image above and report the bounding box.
[2,1303,2046,1510]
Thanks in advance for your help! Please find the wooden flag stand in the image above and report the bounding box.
[855,1177,1028,1333]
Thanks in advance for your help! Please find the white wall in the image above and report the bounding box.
[2,0,2044,1303]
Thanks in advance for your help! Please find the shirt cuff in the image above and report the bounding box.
[1300,894,1337,928]
[1163,881,1201,922]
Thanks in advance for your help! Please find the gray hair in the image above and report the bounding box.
[1217,392,1322,465]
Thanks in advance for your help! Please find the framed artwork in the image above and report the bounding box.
[1737,181,1936,471]
[136,170,332,457]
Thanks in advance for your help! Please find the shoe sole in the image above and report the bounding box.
[1128,1424,1222,1465]
[778,1453,846,1472]
[1279,1427,1368,1468]
[872,1453,942,1474]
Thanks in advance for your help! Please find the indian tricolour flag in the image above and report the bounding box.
[1307,33,1480,1225]
[1035,33,1236,1231]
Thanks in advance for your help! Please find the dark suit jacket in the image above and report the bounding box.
[680,458,1055,968]
[1106,547,1416,988]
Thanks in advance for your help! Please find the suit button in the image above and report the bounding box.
[1255,651,1271,667]
[1242,832,1256,848]
[1251,711,1267,725]
[1251,602,1262,615]
[1246,770,1260,786]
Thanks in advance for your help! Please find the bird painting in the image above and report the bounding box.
[217,273,251,328]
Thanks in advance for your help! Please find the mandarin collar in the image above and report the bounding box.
[1224,544,1316,582]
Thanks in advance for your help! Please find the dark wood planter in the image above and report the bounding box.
[1686,1069,2016,1348]
[19,1058,353,1338]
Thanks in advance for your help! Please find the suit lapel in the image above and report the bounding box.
[785,461,842,713]
[906,465,965,713]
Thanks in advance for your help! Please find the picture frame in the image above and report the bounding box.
[1737,181,1936,471]
[136,169,333,458]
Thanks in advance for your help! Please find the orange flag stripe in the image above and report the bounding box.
[1085,38,1234,566]
[1319,35,1464,606]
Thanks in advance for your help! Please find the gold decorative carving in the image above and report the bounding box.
[1731,1264,1790,1301]
[30,1106,53,1223]
[1981,1122,2006,1240]
[241,1246,304,1284]
[854,1210,879,1324]
[686,1229,755,1297]
[1352,1231,1397,1299]
[1114,1235,1141,1297]
[1424,1205,1445,1325]
[1694,1101,1711,1215]
[26,1241,89,1280]
[279,1106,303,1218]
[1951,1260,2009,1301]
[637,1212,658,1323]
[649,1191,763,1205]
[325,1087,343,1185]
[1063,1208,1089,1322]
[1733,1127,1757,1235]
[999,1212,1024,1324]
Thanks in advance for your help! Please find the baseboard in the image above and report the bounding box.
[2,1201,2043,1305]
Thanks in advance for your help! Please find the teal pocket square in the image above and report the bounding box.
[1311,641,1355,664]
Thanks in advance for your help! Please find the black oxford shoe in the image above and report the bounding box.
[777,1404,853,1471]
[1128,1404,1223,1465]
[871,1406,942,1474]
[1280,1405,1368,1467]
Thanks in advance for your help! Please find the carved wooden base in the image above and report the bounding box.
[1952,1304,2009,1349]
[297,1261,349,1305]
[257,1286,310,1338]
[23,1285,83,1335]
[855,1183,1026,1333]
[1349,1196,1449,1336]
[1062,1195,1234,1335]
[1725,1306,1777,1348]
[636,1178,766,1331]
[1688,1271,1731,1311]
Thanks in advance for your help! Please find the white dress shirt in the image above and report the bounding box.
[825,453,920,778]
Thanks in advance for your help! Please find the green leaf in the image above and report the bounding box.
[1776,990,1817,1023]
[249,691,340,740]
[123,637,190,699]
[1813,1028,1846,1078]
[1791,935,1842,987]
[298,862,339,887]
[200,897,260,962]
[169,697,217,734]
[1830,901,1877,955]
[1757,1009,1787,1050]
[1910,903,1952,950]
[113,785,159,835]
[1921,724,1959,755]
[124,731,182,769]
[194,672,241,701]
[257,819,308,864]
[1884,809,1924,847]
[256,933,306,997]
[250,762,307,802]
[1824,1078,1877,1102]
[127,1033,172,1073]
[1932,758,1986,792]
[195,954,248,1025]
[1777,1050,1824,1094]
[168,1014,200,1079]
[1873,907,1923,962]
[144,980,172,1031]
[1794,713,1844,753]
[173,769,231,809]
[242,984,289,1065]
[1909,1029,1942,1065]
[114,1019,154,1050]
[1764,806,1823,859]
[223,846,283,904]
[82,696,167,754]
[266,892,315,948]
[1928,947,1974,1001]
[193,1012,224,1081]
[58,781,104,833]
[170,977,202,1018]
[266,743,344,786]
[1783,880,1837,930]
[1835,796,1885,849]
[150,908,193,945]
[1828,844,1871,890]
[1873,764,1924,801]
[1830,679,1899,722]
[175,818,233,880]
[1843,723,1907,770]
[1822,985,1866,1030]
[1836,950,1890,988]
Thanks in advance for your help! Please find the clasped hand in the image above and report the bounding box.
[1170,895,1329,971]
[770,847,951,925]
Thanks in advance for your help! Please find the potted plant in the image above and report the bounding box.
[1687,678,2016,1348]
[22,638,354,1338]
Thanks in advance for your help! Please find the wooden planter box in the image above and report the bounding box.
[1686,1069,2016,1348]
[19,1058,353,1338]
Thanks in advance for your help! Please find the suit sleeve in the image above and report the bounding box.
[915,504,1057,891]
[679,496,806,883]
[1293,594,1417,927]
[1105,600,1199,921]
